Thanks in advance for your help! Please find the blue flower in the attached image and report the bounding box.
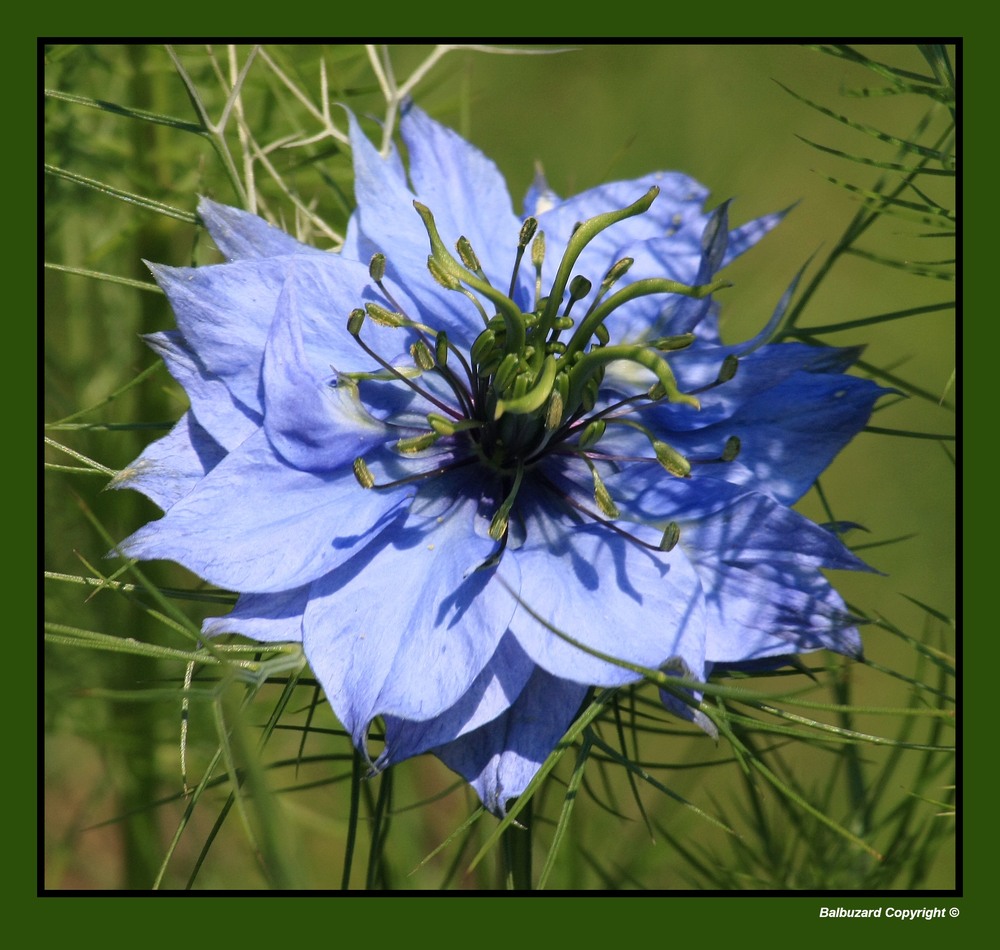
[114,105,885,815]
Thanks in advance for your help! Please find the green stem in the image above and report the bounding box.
[500,798,533,890]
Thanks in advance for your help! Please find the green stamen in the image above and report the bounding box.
[489,462,525,541]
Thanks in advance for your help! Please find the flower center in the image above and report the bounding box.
[347,188,739,550]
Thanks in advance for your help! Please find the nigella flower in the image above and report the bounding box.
[114,105,886,815]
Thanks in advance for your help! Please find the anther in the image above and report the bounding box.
[353,457,375,489]
[365,302,405,328]
[659,522,681,552]
[721,435,741,462]
[435,331,449,367]
[649,333,697,351]
[717,354,739,384]
[369,253,386,282]
[689,354,739,396]
[489,463,525,541]
[564,275,592,318]
[509,217,539,298]
[531,231,546,302]
[576,419,606,450]
[427,256,461,290]
[456,236,486,281]
[584,458,620,518]
[545,390,564,431]
[519,217,538,249]
[410,340,435,371]
[396,432,440,453]
[347,308,366,336]
[652,440,692,478]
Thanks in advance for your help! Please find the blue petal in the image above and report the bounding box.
[118,428,409,592]
[433,667,589,816]
[149,255,370,415]
[198,197,329,261]
[672,203,744,339]
[723,208,786,265]
[400,105,521,285]
[501,485,707,687]
[109,410,226,511]
[523,166,560,217]
[302,475,517,746]
[602,359,885,506]
[203,586,308,643]
[530,172,708,312]
[378,631,536,767]
[344,111,500,348]
[261,272,408,471]
[677,491,869,663]
[144,330,259,451]
[607,340,874,434]
[680,370,887,505]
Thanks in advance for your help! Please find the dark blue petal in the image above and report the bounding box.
[677,491,869,663]
[680,370,887,505]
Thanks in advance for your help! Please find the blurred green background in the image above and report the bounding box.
[44,44,955,890]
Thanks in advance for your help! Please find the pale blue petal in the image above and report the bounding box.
[303,477,516,747]
[144,330,259,451]
[501,486,707,688]
[198,197,329,261]
[203,586,308,643]
[433,668,589,816]
[345,111,493,348]
[148,255,371,414]
[530,172,708,313]
[378,631,535,766]
[261,272,411,471]
[400,104,521,286]
[109,410,225,511]
[118,428,409,592]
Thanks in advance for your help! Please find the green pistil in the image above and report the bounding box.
[348,191,742,557]
[534,186,660,346]
[562,276,730,362]
[495,354,558,419]
[565,344,700,417]
[413,201,527,356]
